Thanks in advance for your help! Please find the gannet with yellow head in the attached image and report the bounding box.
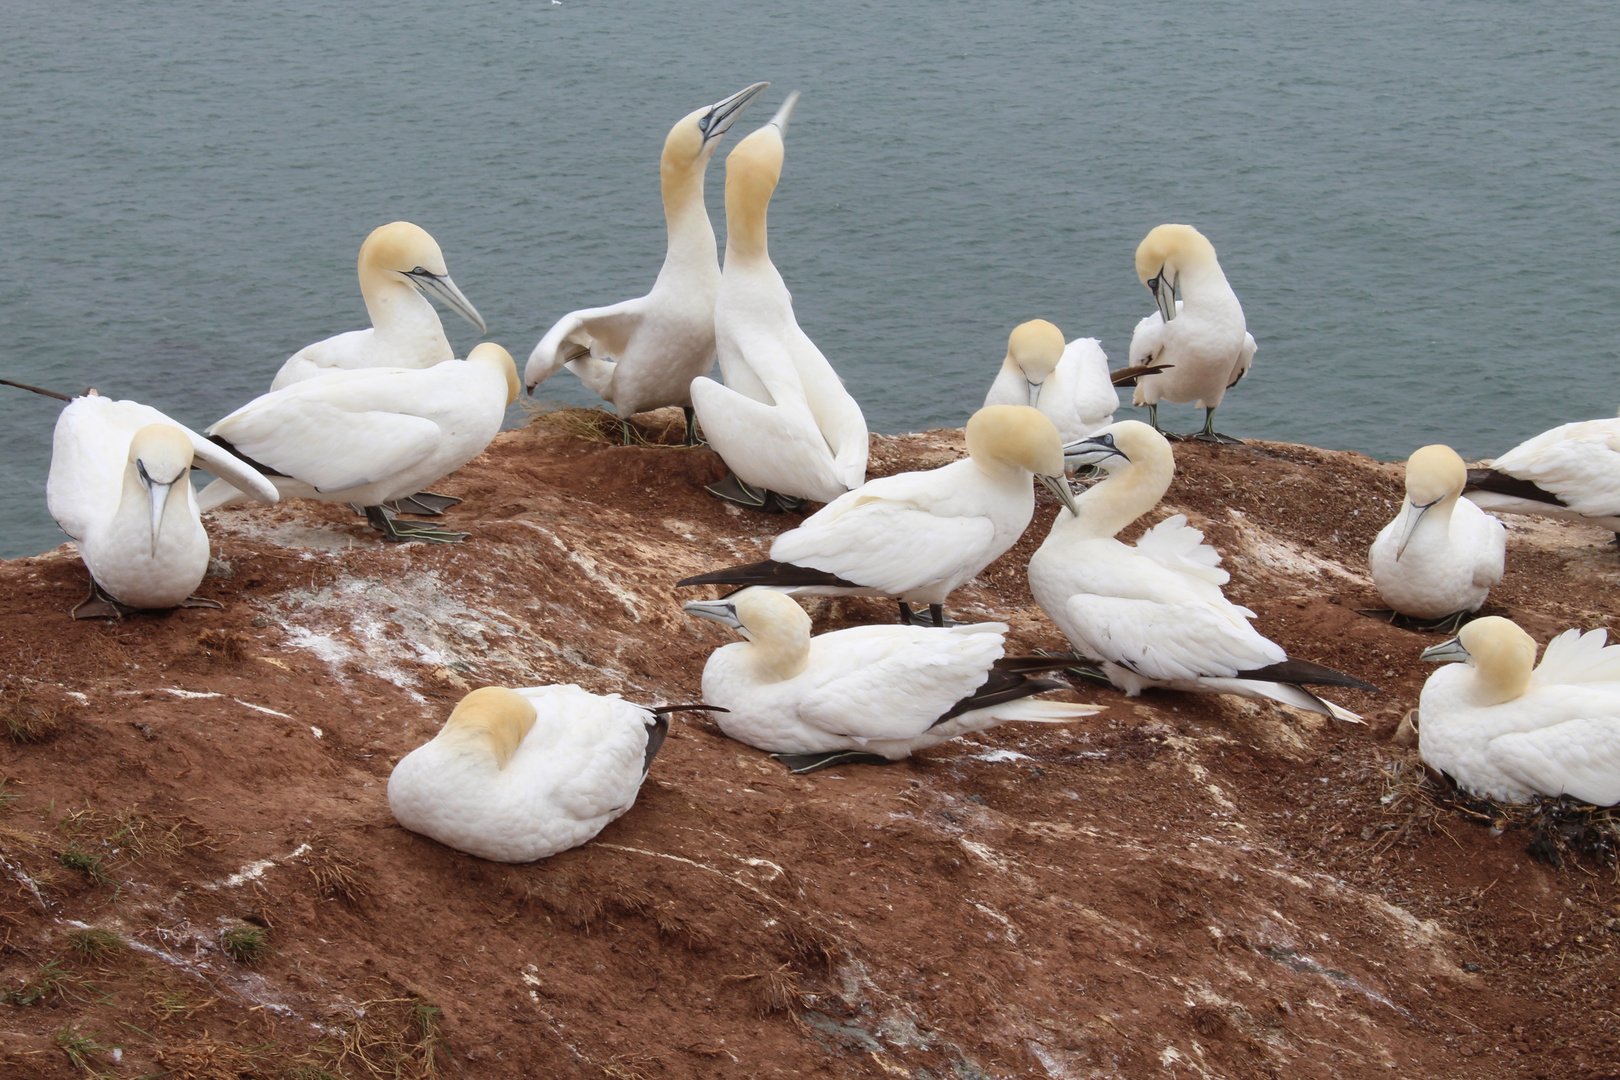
[982,319,1118,443]
[1126,224,1257,443]
[270,221,486,390]
[1419,617,1620,804]
[683,588,1101,773]
[689,92,871,508]
[679,405,1080,627]
[1027,420,1373,719]
[1368,444,1505,625]
[525,82,771,443]
[46,392,278,617]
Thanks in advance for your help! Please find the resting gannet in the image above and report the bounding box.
[1027,421,1373,719]
[526,83,770,445]
[983,320,1117,443]
[1420,618,1620,805]
[689,92,870,510]
[1127,224,1257,443]
[198,343,519,543]
[270,221,485,391]
[46,393,278,618]
[1368,444,1505,628]
[389,685,705,862]
[679,405,1079,627]
[1464,416,1620,541]
[684,588,1100,773]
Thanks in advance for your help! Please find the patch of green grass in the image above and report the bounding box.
[64,927,124,958]
[221,925,269,963]
[5,958,88,1006]
[53,1023,120,1076]
[0,777,19,810]
[57,843,113,886]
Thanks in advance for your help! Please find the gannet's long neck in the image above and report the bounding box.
[723,129,782,270]
[744,617,810,683]
[357,261,449,350]
[1069,447,1175,540]
[659,151,720,278]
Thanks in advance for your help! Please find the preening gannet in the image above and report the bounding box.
[683,588,1100,773]
[1419,617,1620,805]
[678,405,1080,627]
[198,343,519,543]
[1127,224,1257,443]
[689,92,870,509]
[388,685,698,862]
[525,82,770,445]
[46,393,278,618]
[982,320,1117,443]
[1027,421,1373,719]
[1367,444,1505,628]
[1463,415,1620,540]
[270,221,486,390]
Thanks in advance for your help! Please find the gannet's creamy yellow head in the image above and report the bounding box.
[965,405,1080,514]
[1005,320,1066,406]
[468,342,521,405]
[683,587,811,682]
[1421,616,1536,705]
[723,92,800,258]
[1135,224,1219,323]
[1395,444,1468,558]
[1058,420,1176,534]
[436,686,538,770]
[661,82,771,188]
[127,424,194,556]
[357,221,486,334]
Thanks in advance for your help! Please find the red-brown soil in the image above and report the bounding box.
[2,410,1618,1079]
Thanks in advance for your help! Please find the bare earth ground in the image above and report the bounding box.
[2,409,1618,1080]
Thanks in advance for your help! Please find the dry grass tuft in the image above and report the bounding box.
[64,927,124,958]
[194,628,253,662]
[523,401,690,447]
[221,924,269,963]
[5,958,96,1007]
[322,993,450,1080]
[301,841,371,906]
[146,987,217,1023]
[1,684,63,743]
[153,1037,268,1080]
[54,1023,120,1076]
[61,804,216,862]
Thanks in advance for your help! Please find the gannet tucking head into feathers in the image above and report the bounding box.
[1418,617,1620,805]
[983,321,1118,443]
[683,588,1101,773]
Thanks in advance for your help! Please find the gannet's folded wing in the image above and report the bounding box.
[1530,628,1620,689]
[1063,592,1284,683]
[1489,717,1620,806]
[45,397,126,541]
[1492,421,1620,517]
[209,396,441,493]
[797,626,1007,741]
[772,497,997,597]
[525,297,646,388]
[1132,514,1228,586]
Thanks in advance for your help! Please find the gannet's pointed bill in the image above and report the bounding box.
[683,598,744,632]
[1420,636,1471,664]
[1395,497,1440,560]
[404,268,486,335]
[699,81,771,147]
[130,424,193,556]
[1063,430,1129,471]
[1037,473,1081,516]
[765,91,801,138]
[1147,268,1178,323]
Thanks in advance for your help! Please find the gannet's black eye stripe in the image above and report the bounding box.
[137,460,152,485]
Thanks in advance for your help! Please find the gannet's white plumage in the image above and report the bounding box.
[1027,421,1365,720]
[525,83,770,419]
[270,222,486,390]
[1369,444,1505,620]
[983,320,1117,443]
[388,685,667,862]
[684,589,1099,760]
[1419,618,1620,805]
[1127,225,1257,440]
[198,343,519,514]
[690,93,869,502]
[46,394,278,610]
[1463,416,1620,533]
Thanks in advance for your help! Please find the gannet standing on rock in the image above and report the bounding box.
[983,320,1117,443]
[1463,415,1620,543]
[1127,224,1257,443]
[271,221,486,390]
[684,588,1101,773]
[1419,618,1620,805]
[1027,421,1373,720]
[678,405,1079,627]
[1367,444,1505,630]
[198,343,520,543]
[389,685,709,862]
[524,82,770,445]
[689,92,870,510]
[46,393,279,618]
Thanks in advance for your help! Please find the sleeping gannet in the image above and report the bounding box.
[982,320,1117,443]
[525,83,769,445]
[1419,617,1620,805]
[1463,415,1620,541]
[1027,421,1373,719]
[270,221,485,390]
[678,405,1080,627]
[1367,444,1505,628]
[389,685,702,862]
[46,393,278,618]
[1126,224,1257,443]
[689,92,870,509]
[684,588,1101,773]
[198,343,519,543]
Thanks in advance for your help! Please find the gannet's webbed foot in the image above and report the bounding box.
[175,595,225,611]
[771,750,895,774]
[683,406,705,447]
[897,602,958,627]
[363,504,467,544]
[385,491,463,517]
[705,474,804,514]
[72,579,141,620]
[1190,408,1242,445]
[1356,608,1478,634]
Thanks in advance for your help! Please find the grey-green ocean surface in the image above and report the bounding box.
[3,1,1617,558]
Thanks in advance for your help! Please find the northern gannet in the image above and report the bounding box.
[525,83,770,445]
[270,221,486,390]
[683,588,1101,773]
[689,92,870,510]
[388,685,700,862]
[198,343,519,543]
[678,405,1080,627]
[1367,444,1505,629]
[982,320,1117,444]
[1419,617,1620,805]
[1027,421,1373,719]
[46,393,278,618]
[1463,416,1620,541]
[1126,224,1257,443]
